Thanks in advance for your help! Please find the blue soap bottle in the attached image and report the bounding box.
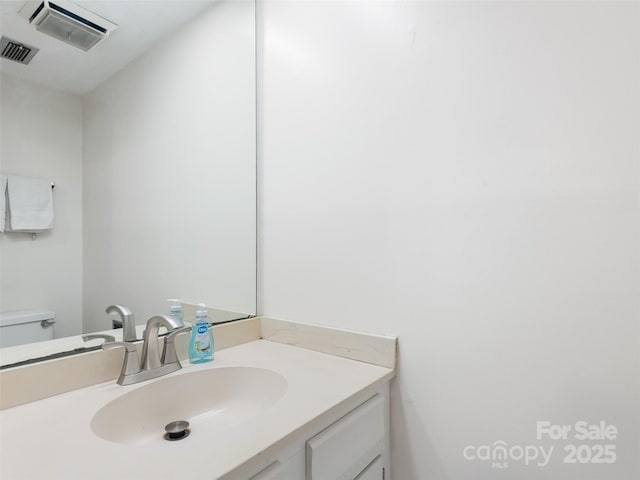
[189,303,214,364]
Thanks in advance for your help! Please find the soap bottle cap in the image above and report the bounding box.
[196,303,207,320]
[167,298,182,314]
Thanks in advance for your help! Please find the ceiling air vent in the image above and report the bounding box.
[0,36,39,64]
[18,0,118,52]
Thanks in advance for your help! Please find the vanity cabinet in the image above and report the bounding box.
[1,325,396,480]
[243,383,390,480]
[306,394,386,479]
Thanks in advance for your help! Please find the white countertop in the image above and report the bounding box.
[0,339,394,480]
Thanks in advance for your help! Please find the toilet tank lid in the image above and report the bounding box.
[0,309,56,327]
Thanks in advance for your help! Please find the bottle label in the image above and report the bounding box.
[194,323,211,353]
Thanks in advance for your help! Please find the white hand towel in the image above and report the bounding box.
[6,175,54,232]
[0,175,7,233]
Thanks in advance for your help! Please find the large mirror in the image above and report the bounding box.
[0,0,256,367]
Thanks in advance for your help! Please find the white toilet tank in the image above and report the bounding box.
[0,309,56,348]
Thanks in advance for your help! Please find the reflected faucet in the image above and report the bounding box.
[103,315,190,386]
[105,305,137,342]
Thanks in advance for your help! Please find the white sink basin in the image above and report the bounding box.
[91,366,287,445]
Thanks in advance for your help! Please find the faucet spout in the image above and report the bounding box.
[106,304,137,342]
[141,315,184,371]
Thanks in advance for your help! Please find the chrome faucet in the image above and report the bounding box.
[105,304,137,342]
[103,315,190,386]
[140,315,184,370]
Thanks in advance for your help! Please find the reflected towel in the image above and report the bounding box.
[0,175,7,233]
[6,175,54,231]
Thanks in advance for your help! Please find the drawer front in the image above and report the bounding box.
[355,455,383,480]
[250,461,284,480]
[306,395,385,480]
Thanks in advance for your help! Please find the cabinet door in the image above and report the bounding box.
[354,456,383,480]
[249,461,284,480]
[306,395,385,479]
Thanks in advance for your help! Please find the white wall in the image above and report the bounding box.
[258,1,640,479]
[0,74,83,338]
[82,0,256,332]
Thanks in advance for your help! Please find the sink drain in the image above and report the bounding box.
[164,420,190,441]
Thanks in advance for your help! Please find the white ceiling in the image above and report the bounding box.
[0,0,216,94]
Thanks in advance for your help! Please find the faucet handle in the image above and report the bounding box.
[102,341,137,353]
[161,326,191,366]
[83,333,116,344]
[102,341,141,380]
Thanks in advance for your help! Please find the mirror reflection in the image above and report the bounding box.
[0,0,256,367]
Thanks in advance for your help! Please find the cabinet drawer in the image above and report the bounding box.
[249,461,284,480]
[355,455,383,480]
[306,395,385,480]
